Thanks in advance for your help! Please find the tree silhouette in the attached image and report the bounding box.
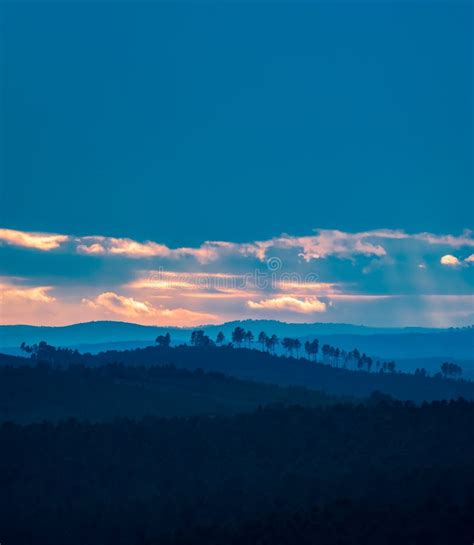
[20,341,58,363]
[265,334,278,354]
[282,338,293,356]
[190,330,212,348]
[232,327,246,347]
[304,339,319,362]
[216,332,225,345]
[258,332,268,351]
[441,362,462,379]
[367,357,373,373]
[245,330,254,348]
[156,333,171,348]
[282,338,300,357]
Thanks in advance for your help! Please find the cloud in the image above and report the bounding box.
[257,229,474,262]
[82,292,156,316]
[3,227,474,264]
[440,254,461,266]
[158,307,219,324]
[183,289,258,299]
[439,253,474,267]
[247,296,327,314]
[76,236,238,263]
[128,271,242,291]
[71,228,474,263]
[0,228,69,251]
[0,283,56,303]
[77,237,172,258]
[2,227,474,327]
[329,294,394,301]
[0,280,58,325]
[82,291,218,325]
[274,280,338,293]
[413,230,474,248]
[271,230,388,261]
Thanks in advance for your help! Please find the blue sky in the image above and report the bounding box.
[1,2,473,326]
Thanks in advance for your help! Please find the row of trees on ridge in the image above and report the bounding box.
[154,327,462,378]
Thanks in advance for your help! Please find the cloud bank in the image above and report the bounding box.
[2,227,474,263]
[1,226,473,326]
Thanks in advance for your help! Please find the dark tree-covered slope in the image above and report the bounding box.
[0,363,342,423]
[26,344,474,403]
[1,401,473,545]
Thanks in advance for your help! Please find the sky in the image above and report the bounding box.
[1,1,473,327]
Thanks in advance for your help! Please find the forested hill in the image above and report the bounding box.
[2,400,474,545]
[8,343,474,403]
[0,320,437,347]
[2,321,473,361]
[0,363,342,423]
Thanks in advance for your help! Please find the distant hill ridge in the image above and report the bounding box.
[1,320,473,361]
[5,343,474,404]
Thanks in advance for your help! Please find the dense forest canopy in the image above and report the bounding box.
[2,400,473,545]
[0,362,345,423]
[2,333,473,544]
[8,338,474,403]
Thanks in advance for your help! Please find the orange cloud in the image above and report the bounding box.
[76,237,237,263]
[0,228,68,251]
[128,271,245,292]
[82,292,156,316]
[0,281,59,325]
[440,254,461,266]
[159,307,219,324]
[77,237,172,258]
[82,291,218,326]
[247,296,327,314]
[184,288,258,299]
[129,278,197,290]
[0,283,56,303]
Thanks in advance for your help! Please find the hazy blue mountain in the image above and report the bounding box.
[299,329,474,360]
[0,321,167,348]
[1,320,472,361]
[200,319,442,337]
[0,318,454,348]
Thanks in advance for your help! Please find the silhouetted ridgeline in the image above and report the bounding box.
[9,343,473,403]
[0,319,444,347]
[0,363,344,423]
[2,401,473,545]
[1,321,473,361]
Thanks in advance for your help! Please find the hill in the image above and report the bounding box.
[9,344,474,403]
[0,362,342,423]
[2,401,474,545]
[2,321,472,362]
